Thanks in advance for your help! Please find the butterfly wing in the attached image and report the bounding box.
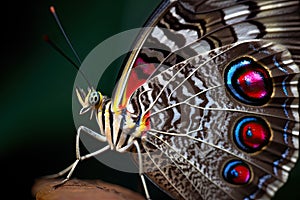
[130,40,299,199]
[113,0,300,199]
[112,0,300,111]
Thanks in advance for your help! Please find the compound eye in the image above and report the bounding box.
[89,91,100,106]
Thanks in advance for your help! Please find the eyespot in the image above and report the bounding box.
[233,116,271,153]
[224,57,273,106]
[222,160,251,185]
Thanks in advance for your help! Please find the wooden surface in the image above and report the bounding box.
[32,178,145,200]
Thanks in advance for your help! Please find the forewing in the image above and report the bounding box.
[112,0,300,111]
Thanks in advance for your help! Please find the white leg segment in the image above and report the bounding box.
[76,126,107,159]
[134,140,151,200]
[44,126,109,185]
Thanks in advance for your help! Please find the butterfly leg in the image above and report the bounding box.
[133,140,151,200]
[54,144,110,187]
[44,126,109,185]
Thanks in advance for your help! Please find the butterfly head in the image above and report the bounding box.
[75,87,104,119]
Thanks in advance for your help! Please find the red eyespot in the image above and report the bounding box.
[223,160,251,185]
[225,57,272,106]
[233,117,271,153]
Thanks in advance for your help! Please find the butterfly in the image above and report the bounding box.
[48,0,300,199]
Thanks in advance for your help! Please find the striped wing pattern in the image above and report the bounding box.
[113,0,300,109]
[113,0,300,199]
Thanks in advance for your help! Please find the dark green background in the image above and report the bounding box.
[1,1,299,199]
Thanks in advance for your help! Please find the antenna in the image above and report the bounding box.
[43,35,79,69]
[43,35,92,88]
[50,6,82,65]
[48,6,92,88]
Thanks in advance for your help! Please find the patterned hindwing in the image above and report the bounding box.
[112,0,300,111]
[128,40,299,199]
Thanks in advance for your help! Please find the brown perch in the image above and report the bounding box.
[32,178,145,200]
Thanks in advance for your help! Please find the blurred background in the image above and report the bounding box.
[0,0,299,199]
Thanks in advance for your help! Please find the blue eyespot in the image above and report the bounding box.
[223,160,251,185]
[225,57,272,106]
[233,117,271,153]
